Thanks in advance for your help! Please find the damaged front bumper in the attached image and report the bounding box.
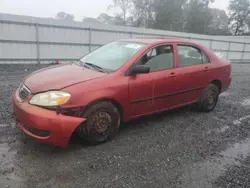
[12,90,86,147]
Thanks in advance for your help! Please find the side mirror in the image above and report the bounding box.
[130,65,150,75]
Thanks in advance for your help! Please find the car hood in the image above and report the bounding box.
[24,63,107,93]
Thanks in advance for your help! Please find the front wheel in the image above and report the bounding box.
[197,84,220,112]
[78,101,120,145]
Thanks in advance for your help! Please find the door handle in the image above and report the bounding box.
[169,72,176,78]
[204,67,209,72]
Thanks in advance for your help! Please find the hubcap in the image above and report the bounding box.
[207,90,214,104]
[204,89,217,107]
[90,112,112,136]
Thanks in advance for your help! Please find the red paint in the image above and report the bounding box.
[13,38,231,147]
[24,64,106,93]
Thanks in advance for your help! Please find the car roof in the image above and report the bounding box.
[120,38,190,45]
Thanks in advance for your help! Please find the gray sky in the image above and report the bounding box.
[0,0,230,21]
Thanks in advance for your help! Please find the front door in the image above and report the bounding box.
[129,44,179,116]
[129,74,154,117]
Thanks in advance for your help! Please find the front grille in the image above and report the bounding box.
[19,84,31,101]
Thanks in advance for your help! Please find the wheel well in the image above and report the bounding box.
[69,99,124,143]
[211,80,222,93]
[83,99,124,122]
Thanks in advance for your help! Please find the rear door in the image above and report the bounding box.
[173,44,211,104]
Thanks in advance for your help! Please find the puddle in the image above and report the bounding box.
[233,115,250,125]
[0,143,16,172]
[241,99,250,106]
[216,125,230,133]
[178,138,250,188]
[220,92,230,97]
[207,125,230,134]
[0,143,21,188]
[221,139,250,162]
[0,143,9,157]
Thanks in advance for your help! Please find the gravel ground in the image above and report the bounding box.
[0,63,250,188]
[214,156,250,188]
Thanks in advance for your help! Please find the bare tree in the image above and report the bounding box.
[208,8,230,35]
[101,0,232,35]
[110,0,132,25]
[132,0,155,28]
[97,13,126,25]
[154,0,187,31]
[229,0,250,35]
[184,0,214,34]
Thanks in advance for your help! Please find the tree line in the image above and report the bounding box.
[56,0,250,36]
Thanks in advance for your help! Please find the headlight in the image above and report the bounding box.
[29,91,71,107]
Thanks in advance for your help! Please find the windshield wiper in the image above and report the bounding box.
[74,60,112,73]
[73,60,84,66]
[84,62,108,73]
[73,60,95,70]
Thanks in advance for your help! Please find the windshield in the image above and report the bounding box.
[79,41,146,71]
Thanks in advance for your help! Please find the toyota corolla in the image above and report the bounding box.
[13,38,231,147]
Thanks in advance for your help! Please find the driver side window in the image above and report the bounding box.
[138,45,174,72]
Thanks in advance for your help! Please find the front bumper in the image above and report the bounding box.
[12,90,86,147]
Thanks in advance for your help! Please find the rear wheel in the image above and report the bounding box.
[197,84,220,112]
[78,101,120,145]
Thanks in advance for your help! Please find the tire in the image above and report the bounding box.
[197,84,220,112]
[78,101,120,145]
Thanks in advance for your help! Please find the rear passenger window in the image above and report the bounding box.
[177,45,209,67]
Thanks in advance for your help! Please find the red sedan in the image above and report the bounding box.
[13,38,231,147]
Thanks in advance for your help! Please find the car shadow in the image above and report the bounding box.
[69,105,196,147]
[19,105,196,154]
[121,105,194,130]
